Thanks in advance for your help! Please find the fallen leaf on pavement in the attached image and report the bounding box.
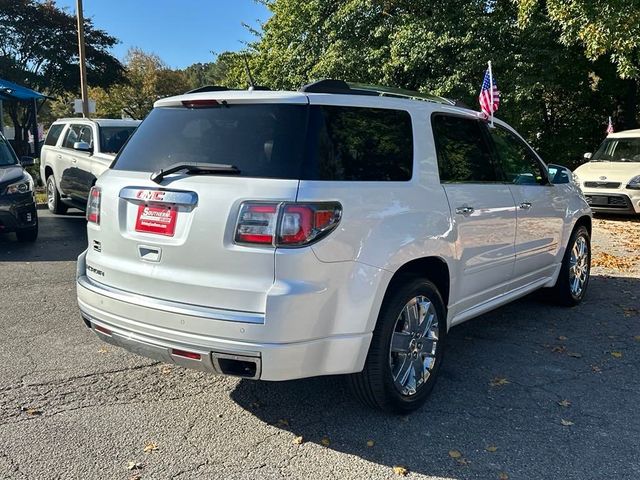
[499,473,509,480]
[277,418,289,427]
[568,352,582,358]
[143,442,158,454]
[292,436,304,445]
[160,366,172,375]
[634,336,640,342]
[558,399,571,407]
[485,445,498,452]
[557,335,568,341]
[320,437,330,447]
[367,440,375,447]
[393,465,409,476]
[126,461,142,471]
[623,308,639,317]
[98,346,109,354]
[489,377,510,387]
[448,450,462,459]
[560,419,574,426]
[129,475,141,480]
[611,351,623,359]
[551,345,567,353]
[21,407,42,416]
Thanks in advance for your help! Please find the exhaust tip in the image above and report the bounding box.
[217,358,257,378]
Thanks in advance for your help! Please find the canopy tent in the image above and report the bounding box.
[0,78,51,156]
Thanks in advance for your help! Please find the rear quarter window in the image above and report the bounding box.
[44,124,65,146]
[304,106,413,181]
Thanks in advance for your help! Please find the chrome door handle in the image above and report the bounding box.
[519,202,532,210]
[455,206,475,216]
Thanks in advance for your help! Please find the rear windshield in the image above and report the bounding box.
[100,126,137,154]
[592,137,640,162]
[113,104,413,181]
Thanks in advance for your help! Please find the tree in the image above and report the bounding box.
[226,0,632,166]
[90,49,191,119]
[0,0,124,153]
[183,53,237,90]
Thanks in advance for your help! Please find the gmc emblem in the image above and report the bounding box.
[136,190,166,201]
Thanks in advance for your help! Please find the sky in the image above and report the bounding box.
[55,0,271,69]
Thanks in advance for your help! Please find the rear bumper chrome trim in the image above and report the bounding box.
[81,311,262,379]
[77,275,265,324]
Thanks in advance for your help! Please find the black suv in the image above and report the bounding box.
[0,132,38,242]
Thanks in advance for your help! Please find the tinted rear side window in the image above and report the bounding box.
[45,124,65,146]
[113,104,308,179]
[304,106,413,181]
[100,126,137,154]
[432,115,498,183]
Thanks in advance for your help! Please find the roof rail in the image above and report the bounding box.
[186,85,230,94]
[299,79,455,105]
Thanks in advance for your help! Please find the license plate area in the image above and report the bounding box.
[135,203,177,236]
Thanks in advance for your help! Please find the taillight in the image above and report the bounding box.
[235,202,342,247]
[87,186,101,224]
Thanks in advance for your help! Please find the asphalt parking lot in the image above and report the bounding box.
[1,210,639,480]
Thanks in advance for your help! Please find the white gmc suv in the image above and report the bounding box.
[76,80,592,413]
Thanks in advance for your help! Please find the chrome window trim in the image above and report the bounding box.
[77,275,264,324]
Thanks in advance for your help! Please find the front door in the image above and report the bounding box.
[487,126,565,287]
[431,114,517,319]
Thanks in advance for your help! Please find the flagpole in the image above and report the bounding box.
[488,60,494,128]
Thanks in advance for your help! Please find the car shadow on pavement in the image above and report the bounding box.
[230,274,640,479]
[0,210,87,262]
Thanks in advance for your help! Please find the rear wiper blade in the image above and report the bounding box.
[151,162,241,184]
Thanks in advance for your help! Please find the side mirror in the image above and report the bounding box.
[548,164,571,184]
[583,152,592,160]
[73,141,92,152]
[20,156,35,167]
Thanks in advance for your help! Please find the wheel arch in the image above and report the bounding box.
[375,256,451,329]
[573,215,592,236]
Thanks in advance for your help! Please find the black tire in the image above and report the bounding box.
[550,225,591,306]
[347,277,447,414]
[46,175,67,215]
[16,223,38,243]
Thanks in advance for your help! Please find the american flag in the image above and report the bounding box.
[606,116,614,134]
[479,69,500,116]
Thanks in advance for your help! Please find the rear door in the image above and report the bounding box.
[58,124,80,197]
[431,114,517,318]
[85,96,309,313]
[487,125,565,286]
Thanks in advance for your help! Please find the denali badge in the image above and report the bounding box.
[86,264,105,277]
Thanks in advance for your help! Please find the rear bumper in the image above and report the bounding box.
[77,273,372,381]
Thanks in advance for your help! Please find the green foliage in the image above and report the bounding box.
[518,0,640,79]
[89,49,191,120]
[0,0,124,93]
[222,0,637,167]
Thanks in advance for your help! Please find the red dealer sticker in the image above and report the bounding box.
[135,204,177,236]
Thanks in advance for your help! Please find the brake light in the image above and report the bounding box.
[87,186,101,224]
[181,99,219,108]
[235,202,342,247]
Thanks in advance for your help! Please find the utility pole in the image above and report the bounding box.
[76,0,89,117]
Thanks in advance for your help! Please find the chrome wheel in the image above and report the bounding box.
[389,296,439,396]
[569,235,589,297]
[47,178,55,211]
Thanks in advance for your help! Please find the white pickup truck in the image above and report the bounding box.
[40,118,140,213]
